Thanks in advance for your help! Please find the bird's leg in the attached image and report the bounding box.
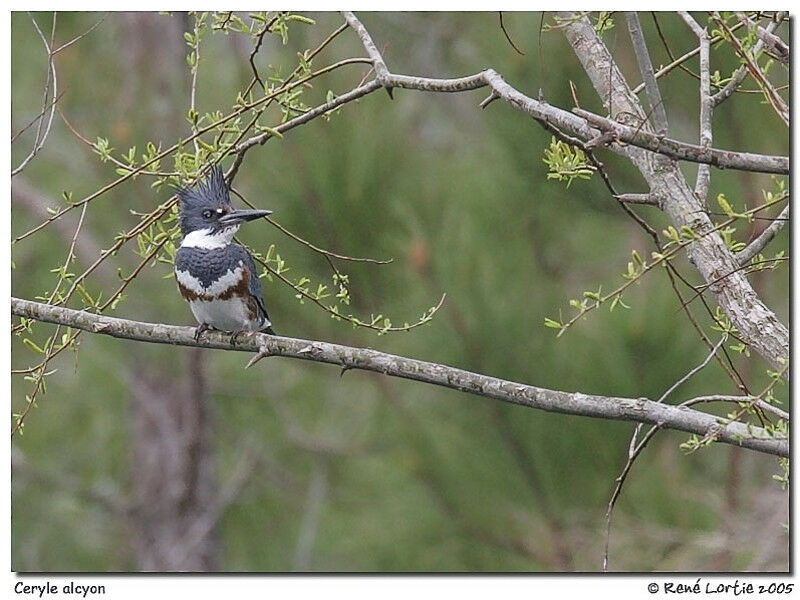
[229,329,245,346]
[194,322,213,342]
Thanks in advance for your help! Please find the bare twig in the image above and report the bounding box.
[498,12,525,55]
[695,26,712,201]
[736,205,790,266]
[229,187,392,265]
[679,13,714,201]
[683,395,789,422]
[242,14,279,96]
[13,13,58,177]
[626,12,668,133]
[188,13,202,153]
[660,335,729,405]
[52,12,107,55]
[604,335,728,571]
[227,67,380,183]
[636,14,749,96]
[11,90,66,144]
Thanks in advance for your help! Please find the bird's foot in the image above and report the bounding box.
[194,323,212,342]
[229,330,245,346]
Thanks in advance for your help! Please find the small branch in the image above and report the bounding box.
[736,205,789,266]
[604,333,729,570]
[498,12,525,55]
[228,79,382,180]
[695,26,712,201]
[626,12,668,133]
[11,90,66,144]
[342,11,393,97]
[613,193,660,206]
[243,15,278,96]
[635,14,751,97]
[679,13,714,200]
[677,11,705,37]
[683,395,789,422]
[12,13,58,177]
[603,423,660,571]
[52,12,107,55]
[11,297,787,458]
[658,335,728,404]
[711,13,788,125]
[188,13,202,154]
[711,13,785,107]
[736,12,789,65]
[573,108,788,175]
[229,187,392,265]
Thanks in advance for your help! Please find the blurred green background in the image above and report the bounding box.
[11,12,789,571]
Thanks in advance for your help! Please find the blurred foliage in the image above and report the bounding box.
[11,11,788,571]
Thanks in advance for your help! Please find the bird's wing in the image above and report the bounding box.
[233,244,271,326]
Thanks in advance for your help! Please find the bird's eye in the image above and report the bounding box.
[202,209,214,219]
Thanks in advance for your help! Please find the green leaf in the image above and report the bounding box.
[544,318,563,329]
[287,14,315,24]
[22,338,45,354]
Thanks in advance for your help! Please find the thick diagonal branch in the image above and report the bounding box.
[558,12,789,373]
[11,297,787,458]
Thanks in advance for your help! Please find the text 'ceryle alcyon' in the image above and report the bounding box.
[175,165,275,343]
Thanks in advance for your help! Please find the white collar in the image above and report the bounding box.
[180,226,239,249]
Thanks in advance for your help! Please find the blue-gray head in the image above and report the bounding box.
[177,166,272,239]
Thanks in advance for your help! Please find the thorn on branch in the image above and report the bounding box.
[568,81,581,109]
[479,91,499,109]
[245,345,270,369]
[384,85,394,100]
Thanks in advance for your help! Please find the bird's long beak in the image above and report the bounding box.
[219,208,273,225]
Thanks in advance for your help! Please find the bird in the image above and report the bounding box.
[174,165,275,343]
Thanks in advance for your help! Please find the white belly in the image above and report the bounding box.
[189,297,257,332]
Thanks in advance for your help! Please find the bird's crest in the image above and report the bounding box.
[177,166,231,236]
[177,165,231,210]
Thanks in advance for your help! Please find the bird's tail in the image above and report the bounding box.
[262,324,276,335]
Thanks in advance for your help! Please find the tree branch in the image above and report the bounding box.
[11,297,787,458]
[573,108,787,175]
[679,12,713,201]
[12,13,58,177]
[736,12,789,65]
[626,12,668,133]
[558,12,789,373]
[711,13,785,107]
[336,12,788,175]
[342,11,393,97]
[711,13,788,126]
[737,205,790,266]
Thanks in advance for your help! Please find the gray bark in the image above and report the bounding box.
[558,13,789,374]
[12,297,788,458]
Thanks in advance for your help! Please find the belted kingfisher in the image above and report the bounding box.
[174,165,275,342]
